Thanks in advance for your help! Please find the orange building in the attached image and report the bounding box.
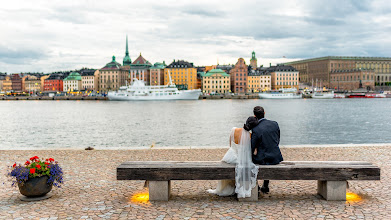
[164,60,197,90]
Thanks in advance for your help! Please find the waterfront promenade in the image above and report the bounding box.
[0,145,390,219]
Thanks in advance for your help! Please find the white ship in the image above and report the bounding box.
[259,88,302,99]
[311,91,334,99]
[108,78,201,101]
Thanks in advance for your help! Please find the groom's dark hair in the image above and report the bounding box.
[253,106,265,119]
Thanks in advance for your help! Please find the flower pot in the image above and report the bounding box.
[18,176,53,197]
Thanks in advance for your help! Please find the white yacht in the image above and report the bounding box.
[108,79,201,101]
[311,91,334,99]
[259,88,302,99]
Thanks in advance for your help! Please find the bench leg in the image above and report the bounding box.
[238,183,259,202]
[149,181,171,201]
[317,180,346,201]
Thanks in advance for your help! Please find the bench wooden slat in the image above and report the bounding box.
[117,161,380,181]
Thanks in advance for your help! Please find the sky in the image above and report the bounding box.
[0,0,390,73]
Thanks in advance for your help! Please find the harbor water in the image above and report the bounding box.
[0,99,390,149]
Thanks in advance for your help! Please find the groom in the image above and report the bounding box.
[251,106,283,194]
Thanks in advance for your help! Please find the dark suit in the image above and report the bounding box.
[251,118,283,165]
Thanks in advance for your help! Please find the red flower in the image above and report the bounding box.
[30,168,36,174]
[48,158,55,162]
[44,162,50,165]
[36,164,41,169]
[13,163,16,168]
[30,156,39,161]
[25,161,30,165]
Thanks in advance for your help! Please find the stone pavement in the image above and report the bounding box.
[0,146,390,219]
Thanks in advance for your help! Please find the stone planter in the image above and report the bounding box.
[18,176,53,197]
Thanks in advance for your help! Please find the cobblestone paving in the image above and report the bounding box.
[0,146,390,219]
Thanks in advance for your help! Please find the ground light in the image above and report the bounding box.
[346,191,362,202]
[130,191,150,205]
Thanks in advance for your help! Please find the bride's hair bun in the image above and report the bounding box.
[244,116,259,131]
[243,124,250,131]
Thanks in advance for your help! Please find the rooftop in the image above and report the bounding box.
[202,68,230,77]
[131,53,152,67]
[167,60,194,68]
[266,65,297,73]
[285,56,391,65]
[64,72,82,81]
[102,56,122,70]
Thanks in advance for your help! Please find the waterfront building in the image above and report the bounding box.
[267,65,299,90]
[247,67,271,93]
[80,69,96,91]
[201,68,230,94]
[11,74,23,92]
[260,74,271,91]
[23,75,42,93]
[0,74,6,92]
[230,58,248,94]
[63,72,82,92]
[99,56,128,92]
[44,73,66,92]
[329,69,375,91]
[129,53,152,84]
[150,62,166,86]
[250,51,257,70]
[285,56,391,88]
[2,75,12,92]
[164,60,197,90]
[94,70,100,92]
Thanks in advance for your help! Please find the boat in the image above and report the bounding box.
[108,78,201,101]
[334,93,346,98]
[301,89,312,98]
[311,90,334,99]
[384,91,391,98]
[347,93,374,98]
[259,88,302,99]
[347,92,386,98]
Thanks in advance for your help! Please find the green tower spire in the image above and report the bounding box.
[251,51,257,60]
[123,35,132,66]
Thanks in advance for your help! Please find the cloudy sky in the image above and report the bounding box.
[1,0,390,73]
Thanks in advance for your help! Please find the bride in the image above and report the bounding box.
[207,116,260,198]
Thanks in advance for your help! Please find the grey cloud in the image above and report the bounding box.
[0,46,48,64]
[183,8,225,17]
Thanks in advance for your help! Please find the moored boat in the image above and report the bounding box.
[311,91,334,99]
[108,79,201,101]
[259,88,302,99]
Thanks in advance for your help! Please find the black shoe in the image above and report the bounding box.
[260,186,269,194]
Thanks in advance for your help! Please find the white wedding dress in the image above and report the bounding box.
[207,127,259,198]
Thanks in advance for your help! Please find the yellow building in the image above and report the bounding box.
[247,68,271,93]
[2,75,12,92]
[164,60,197,90]
[247,75,260,93]
[269,65,299,90]
[23,76,42,93]
[201,69,230,94]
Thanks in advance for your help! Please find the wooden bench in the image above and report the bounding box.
[117,161,380,201]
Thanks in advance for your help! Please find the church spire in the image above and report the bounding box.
[123,35,132,66]
[125,35,129,56]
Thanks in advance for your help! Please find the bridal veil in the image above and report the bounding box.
[235,129,259,198]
